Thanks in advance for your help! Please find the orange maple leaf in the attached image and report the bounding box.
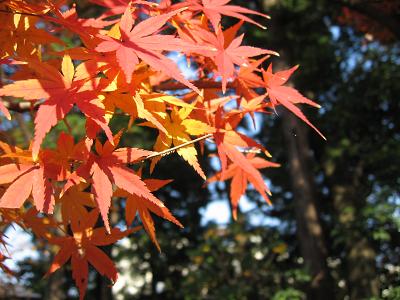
[47,209,140,300]
[115,178,182,251]
[209,153,279,219]
[0,55,113,160]
[0,143,55,213]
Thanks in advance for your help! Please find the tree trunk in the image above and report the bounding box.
[95,262,114,300]
[281,111,333,300]
[255,0,335,297]
[332,184,379,299]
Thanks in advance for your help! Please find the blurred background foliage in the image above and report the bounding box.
[1,0,399,299]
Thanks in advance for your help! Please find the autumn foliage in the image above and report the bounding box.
[338,1,400,43]
[0,0,323,298]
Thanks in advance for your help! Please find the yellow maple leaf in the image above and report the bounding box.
[151,108,214,179]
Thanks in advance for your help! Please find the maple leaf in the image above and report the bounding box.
[76,134,160,232]
[149,107,214,179]
[38,4,107,49]
[188,93,237,123]
[209,153,279,219]
[47,209,140,300]
[214,139,274,212]
[209,106,275,216]
[140,92,197,110]
[59,183,96,229]
[39,132,92,183]
[195,22,277,93]
[0,144,55,213]
[212,105,271,159]
[89,0,157,18]
[74,63,170,135]
[226,94,271,129]
[106,91,198,134]
[133,93,169,134]
[95,5,201,93]
[234,56,269,101]
[22,207,58,240]
[0,14,62,59]
[262,64,326,139]
[59,5,116,29]
[0,55,113,160]
[184,0,270,30]
[115,178,182,251]
[2,0,56,14]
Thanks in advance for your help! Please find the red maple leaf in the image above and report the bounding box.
[95,5,201,93]
[234,56,269,101]
[262,64,326,139]
[76,134,161,233]
[195,22,277,93]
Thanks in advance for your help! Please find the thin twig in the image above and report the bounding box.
[145,133,213,160]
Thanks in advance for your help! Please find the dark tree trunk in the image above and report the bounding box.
[95,261,114,300]
[253,0,335,297]
[281,111,333,300]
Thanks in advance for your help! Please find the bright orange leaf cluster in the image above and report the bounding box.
[0,0,323,298]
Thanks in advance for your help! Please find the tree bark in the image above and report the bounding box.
[281,111,333,300]
[95,263,114,300]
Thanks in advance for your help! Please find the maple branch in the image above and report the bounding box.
[0,9,46,19]
[154,80,237,91]
[2,101,37,113]
[145,133,213,160]
[2,79,236,114]
[2,76,242,114]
